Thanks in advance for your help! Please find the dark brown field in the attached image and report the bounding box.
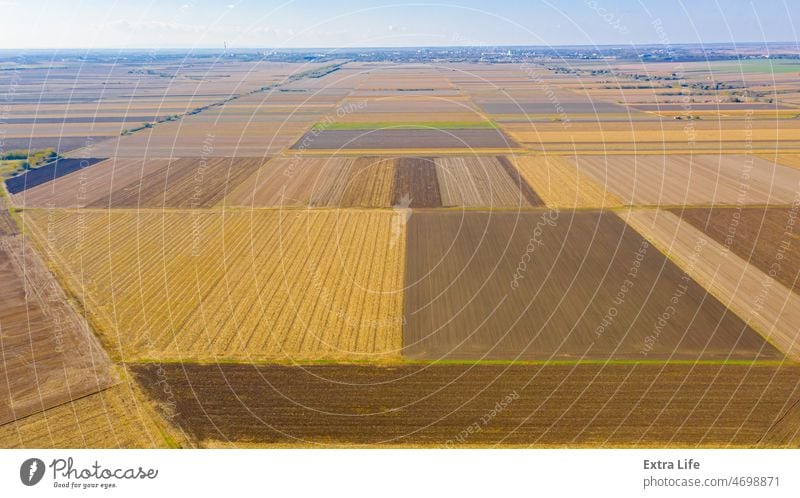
[670,207,800,294]
[0,235,112,424]
[392,157,441,207]
[132,363,800,447]
[291,128,519,149]
[403,211,777,360]
[87,157,263,208]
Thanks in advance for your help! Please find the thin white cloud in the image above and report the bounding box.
[95,19,210,33]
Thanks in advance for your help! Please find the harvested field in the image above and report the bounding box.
[478,101,629,115]
[0,197,16,236]
[132,363,800,447]
[436,156,539,207]
[503,120,800,151]
[761,154,800,170]
[392,157,441,208]
[223,156,394,208]
[11,158,174,208]
[630,103,790,111]
[5,158,105,194]
[0,137,110,154]
[573,155,800,206]
[403,211,776,361]
[1,116,165,124]
[87,157,263,208]
[623,209,800,360]
[670,207,800,294]
[496,156,543,206]
[0,235,113,425]
[291,128,519,150]
[513,155,624,208]
[311,157,395,208]
[0,385,172,448]
[222,157,333,207]
[23,209,405,361]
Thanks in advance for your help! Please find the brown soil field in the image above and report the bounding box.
[132,363,800,447]
[670,207,800,294]
[22,209,405,361]
[0,385,174,448]
[87,157,263,208]
[758,398,800,447]
[513,155,624,208]
[623,209,800,361]
[11,158,174,208]
[572,155,800,206]
[436,156,536,207]
[0,235,113,424]
[392,157,441,208]
[404,211,776,361]
[291,129,519,150]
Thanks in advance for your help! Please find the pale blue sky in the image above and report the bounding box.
[1,0,798,49]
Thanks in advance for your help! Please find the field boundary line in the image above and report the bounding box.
[623,209,800,361]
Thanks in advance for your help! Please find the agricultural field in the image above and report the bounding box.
[571,154,800,206]
[0,384,177,449]
[133,363,800,447]
[0,234,113,425]
[670,207,800,294]
[502,120,800,152]
[623,209,800,360]
[85,157,264,208]
[291,128,519,150]
[4,52,800,450]
[436,156,541,207]
[22,209,405,361]
[10,158,174,208]
[403,211,773,361]
[513,155,623,208]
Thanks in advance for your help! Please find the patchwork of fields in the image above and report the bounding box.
[3,57,800,448]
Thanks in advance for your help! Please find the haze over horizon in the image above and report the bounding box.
[1,0,798,50]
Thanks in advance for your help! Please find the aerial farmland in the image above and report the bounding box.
[2,43,800,451]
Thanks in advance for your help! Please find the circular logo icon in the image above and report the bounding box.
[20,458,45,486]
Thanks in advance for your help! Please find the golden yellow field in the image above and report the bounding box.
[512,155,623,208]
[760,153,800,170]
[23,209,405,362]
[0,383,173,448]
[502,120,800,152]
